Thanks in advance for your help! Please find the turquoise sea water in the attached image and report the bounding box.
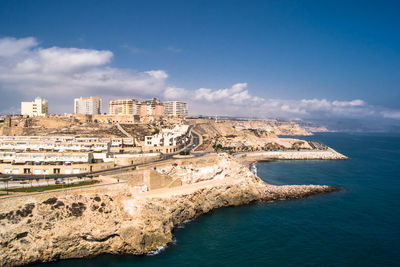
[36,133,400,267]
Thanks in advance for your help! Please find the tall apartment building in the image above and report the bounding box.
[108,99,139,115]
[74,96,102,115]
[21,97,48,116]
[164,101,188,116]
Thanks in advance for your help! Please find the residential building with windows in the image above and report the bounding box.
[139,98,165,117]
[74,96,102,115]
[0,135,117,175]
[108,99,140,115]
[21,97,48,117]
[144,125,190,153]
[164,101,188,116]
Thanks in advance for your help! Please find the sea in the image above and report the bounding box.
[36,133,400,267]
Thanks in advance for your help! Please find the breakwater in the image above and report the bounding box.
[237,148,348,165]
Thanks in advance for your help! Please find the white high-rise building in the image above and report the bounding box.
[164,101,188,116]
[74,96,102,115]
[21,97,48,116]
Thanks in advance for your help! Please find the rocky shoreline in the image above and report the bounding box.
[0,154,341,266]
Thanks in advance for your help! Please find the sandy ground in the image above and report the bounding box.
[134,176,241,199]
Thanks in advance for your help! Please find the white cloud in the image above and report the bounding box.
[332,99,365,107]
[0,37,37,57]
[0,37,168,113]
[164,87,189,100]
[170,83,400,121]
[0,36,399,125]
[194,83,263,105]
[381,110,400,119]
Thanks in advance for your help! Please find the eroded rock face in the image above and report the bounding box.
[0,154,339,266]
[155,154,253,184]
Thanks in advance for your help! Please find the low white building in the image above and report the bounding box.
[144,125,190,153]
[0,136,110,153]
[21,97,48,116]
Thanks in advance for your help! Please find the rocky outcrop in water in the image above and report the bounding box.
[237,149,349,163]
[0,154,340,266]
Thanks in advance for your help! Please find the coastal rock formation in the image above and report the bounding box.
[228,120,312,136]
[0,154,340,266]
[236,148,349,163]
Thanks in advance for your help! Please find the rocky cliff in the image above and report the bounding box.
[0,154,339,266]
[228,120,312,136]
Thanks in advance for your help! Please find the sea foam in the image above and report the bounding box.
[250,162,257,176]
[146,238,177,256]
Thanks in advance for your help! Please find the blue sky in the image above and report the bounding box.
[0,0,399,131]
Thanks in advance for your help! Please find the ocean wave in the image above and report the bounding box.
[146,245,167,256]
[177,218,194,229]
[146,237,177,256]
[250,162,257,176]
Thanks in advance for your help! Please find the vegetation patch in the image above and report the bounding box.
[53,201,65,209]
[15,203,35,217]
[43,197,58,205]
[68,202,86,217]
[5,180,99,193]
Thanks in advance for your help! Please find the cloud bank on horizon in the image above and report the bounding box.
[0,37,399,127]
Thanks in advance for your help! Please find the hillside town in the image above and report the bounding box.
[0,96,192,176]
[0,94,349,267]
[0,95,340,181]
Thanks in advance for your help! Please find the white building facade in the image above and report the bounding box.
[74,96,102,115]
[144,125,190,153]
[164,101,188,116]
[21,97,48,116]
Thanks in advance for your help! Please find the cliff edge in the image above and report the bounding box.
[0,154,339,266]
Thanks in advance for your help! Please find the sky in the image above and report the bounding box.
[0,0,399,131]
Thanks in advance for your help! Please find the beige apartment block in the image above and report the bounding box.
[108,99,139,115]
[21,97,48,117]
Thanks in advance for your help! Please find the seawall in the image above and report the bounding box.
[236,148,348,167]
